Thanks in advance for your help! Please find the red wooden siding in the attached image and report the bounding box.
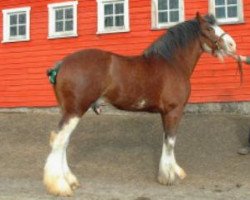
[0,0,250,107]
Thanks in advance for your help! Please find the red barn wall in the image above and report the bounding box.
[0,0,250,107]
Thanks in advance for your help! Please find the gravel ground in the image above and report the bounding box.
[0,112,249,200]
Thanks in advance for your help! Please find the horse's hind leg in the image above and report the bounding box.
[62,145,80,190]
[158,107,187,185]
[44,114,80,196]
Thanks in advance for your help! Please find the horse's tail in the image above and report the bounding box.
[46,61,62,85]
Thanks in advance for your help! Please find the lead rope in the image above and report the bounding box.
[236,55,243,84]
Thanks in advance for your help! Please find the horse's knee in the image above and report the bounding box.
[65,172,80,190]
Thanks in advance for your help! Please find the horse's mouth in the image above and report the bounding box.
[214,47,237,62]
[214,50,227,62]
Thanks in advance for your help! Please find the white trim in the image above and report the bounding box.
[208,0,244,25]
[2,7,31,43]
[48,1,78,9]
[151,0,185,29]
[97,0,130,34]
[48,1,78,39]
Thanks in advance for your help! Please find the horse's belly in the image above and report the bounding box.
[101,95,160,113]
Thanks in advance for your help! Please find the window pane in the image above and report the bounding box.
[65,8,73,19]
[170,0,179,9]
[104,16,113,27]
[115,3,124,14]
[170,10,179,22]
[19,25,26,35]
[56,10,64,20]
[115,16,124,26]
[158,12,168,23]
[158,0,168,10]
[65,20,73,31]
[215,7,226,18]
[228,0,237,4]
[55,21,63,32]
[215,0,225,5]
[228,6,237,17]
[10,26,17,36]
[19,13,26,24]
[104,4,113,15]
[10,15,17,25]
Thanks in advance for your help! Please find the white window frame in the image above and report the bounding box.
[97,0,130,34]
[151,0,185,29]
[209,0,244,24]
[2,7,31,43]
[48,1,78,39]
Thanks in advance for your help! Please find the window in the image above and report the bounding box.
[48,1,78,39]
[97,0,129,34]
[152,0,184,29]
[2,7,31,43]
[209,0,244,24]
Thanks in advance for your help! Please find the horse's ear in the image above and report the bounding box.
[196,12,205,24]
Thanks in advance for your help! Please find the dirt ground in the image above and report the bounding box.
[0,111,249,200]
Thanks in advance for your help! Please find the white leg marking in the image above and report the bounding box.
[44,117,80,196]
[158,136,186,185]
[63,150,80,190]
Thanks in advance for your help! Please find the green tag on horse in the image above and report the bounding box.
[49,69,58,84]
[47,61,62,85]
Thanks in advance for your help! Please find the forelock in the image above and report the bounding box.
[204,14,217,25]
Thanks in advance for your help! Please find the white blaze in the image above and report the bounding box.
[212,25,237,54]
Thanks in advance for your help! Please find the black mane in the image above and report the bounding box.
[144,15,216,60]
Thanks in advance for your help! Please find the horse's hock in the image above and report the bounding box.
[0,112,249,199]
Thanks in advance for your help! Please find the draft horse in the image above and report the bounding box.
[44,13,236,196]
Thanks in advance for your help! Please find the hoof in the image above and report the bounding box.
[70,181,80,191]
[157,169,175,185]
[65,172,80,190]
[157,165,186,185]
[44,173,73,197]
[175,166,187,180]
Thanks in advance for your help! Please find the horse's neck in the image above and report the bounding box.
[174,39,203,78]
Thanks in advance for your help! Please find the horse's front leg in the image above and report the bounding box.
[158,109,187,185]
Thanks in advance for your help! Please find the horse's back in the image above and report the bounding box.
[62,48,112,71]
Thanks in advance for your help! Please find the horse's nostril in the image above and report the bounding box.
[227,42,236,52]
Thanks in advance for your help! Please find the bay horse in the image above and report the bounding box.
[44,13,236,196]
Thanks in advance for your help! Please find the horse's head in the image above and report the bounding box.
[196,12,236,59]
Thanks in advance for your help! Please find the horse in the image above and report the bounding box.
[44,13,236,196]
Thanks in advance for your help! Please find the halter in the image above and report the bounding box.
[200,30,228,53]
[214,32,228,50]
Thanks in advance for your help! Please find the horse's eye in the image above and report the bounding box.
[207,27,213,31]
